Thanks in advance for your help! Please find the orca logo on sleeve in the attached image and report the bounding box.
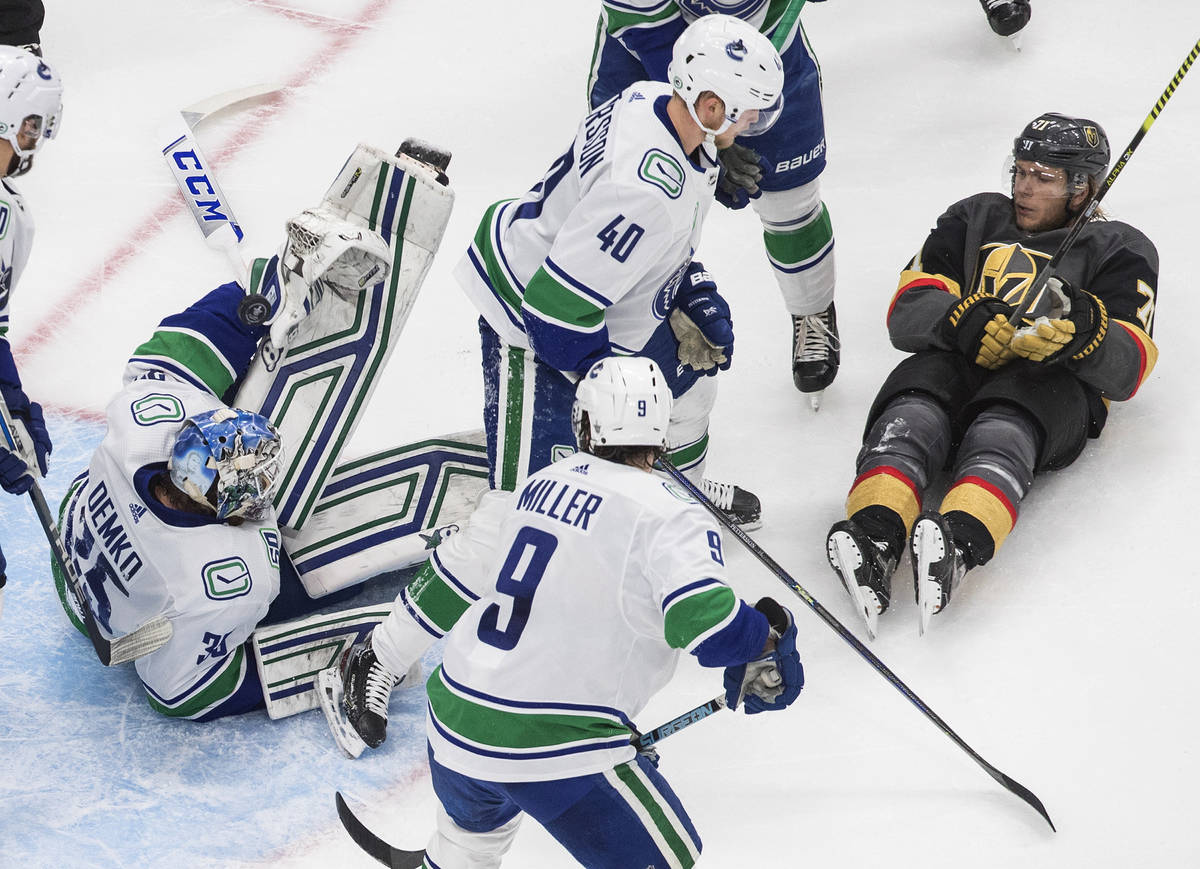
[131,393,186,426]
[203,557,253,600]
[638,149,686,199]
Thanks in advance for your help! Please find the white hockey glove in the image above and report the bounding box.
[269,206,392,349]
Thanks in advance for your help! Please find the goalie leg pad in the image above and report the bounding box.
[252,602,420,719]
[235,141,456,531]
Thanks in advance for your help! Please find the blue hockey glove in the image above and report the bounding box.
[715,142,763,211]
[0,376,51,494]
[724,598,804,714]
[671,262,734,373]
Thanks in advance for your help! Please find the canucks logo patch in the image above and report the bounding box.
[203,557,253,600]
[131,393,186,426]
[638,149,685,199]
[551,444,577,463]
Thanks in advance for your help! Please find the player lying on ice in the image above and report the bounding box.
[51,142,481,719]
[318,356,805,868]
[825,112,1158,638]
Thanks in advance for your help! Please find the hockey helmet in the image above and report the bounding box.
[667,14,784,138]
[0,46,62,170]
[1012,113,1109,189]
[169,407,283,521]
[572,357,673,451]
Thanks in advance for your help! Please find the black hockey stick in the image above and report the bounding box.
[336,792,425,869]
[632,695,727,752]
[0,400,172,665]
[1010,36,1200,323]
[657,460,1055,831]
[334,697,726,866]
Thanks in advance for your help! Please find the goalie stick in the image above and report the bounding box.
[0,400,172,664]
[656,459,1056,832]
[1010,36,1200,323]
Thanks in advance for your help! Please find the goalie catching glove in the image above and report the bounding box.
[267,205,392,349]
[1009,276,1109,364]
[723,597,804,714]
[669,262,734,373]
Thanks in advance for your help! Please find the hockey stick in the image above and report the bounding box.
[0,400,172,665]
[1010,36,1200,323]
[632,694,727,752]
[333,697,727,866]
[336,792,425,869]
[161,83,283,327]
[656,460,1055,831]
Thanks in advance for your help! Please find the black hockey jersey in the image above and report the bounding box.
[886,192,1158,404]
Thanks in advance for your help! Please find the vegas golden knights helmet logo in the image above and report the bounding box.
[977,243,1053,322]
[1084,126,1100,147]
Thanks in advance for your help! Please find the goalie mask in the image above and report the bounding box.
[667,14,784,138]
[169,408,283,521]
[0,46,62,177]
[572,357,673,451]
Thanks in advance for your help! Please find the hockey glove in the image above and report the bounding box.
[942,291,1017,368]
[270,206,392,349]
[0,379,50,494]
[716,142,763,210]
[670,262,734,373]
[723,597,804,714]
[1009,277,1108,364]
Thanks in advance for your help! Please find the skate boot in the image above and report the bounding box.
[826,519,898,640]
[980,0,1031,37]
[701,478,762,531]
[317,636,398,758]
[792,302,840,410]
[910,511,968,636]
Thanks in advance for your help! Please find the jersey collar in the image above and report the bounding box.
[653,94,718,171]
[134,463,224,528]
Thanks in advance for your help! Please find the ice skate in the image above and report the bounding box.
[700,478,762,531]
[980,0,1031,45]
[317,637,401,758]
[910,511,968,636]
[826,519,897,640]
[792,302,840,410]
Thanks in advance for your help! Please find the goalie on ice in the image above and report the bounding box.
[52,144,484,720]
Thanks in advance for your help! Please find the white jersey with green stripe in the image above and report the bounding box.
[455,81,719,369]
[0,178,36,338]
[61,372,281,716]
[409,453,738,782]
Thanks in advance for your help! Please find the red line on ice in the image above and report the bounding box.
[15,0,397,406]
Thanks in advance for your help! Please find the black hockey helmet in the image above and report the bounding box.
[1013,113,1110,187]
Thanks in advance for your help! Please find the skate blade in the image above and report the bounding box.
[912,522,946,637]
[809,390,824,411]
[828,533,879,640]
[316,666,368,759]
[1007,32,1024,51]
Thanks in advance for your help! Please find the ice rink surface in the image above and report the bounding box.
[2,0,1199,865]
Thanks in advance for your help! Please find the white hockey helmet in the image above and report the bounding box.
[0,46,62,163]
[572,357,673,451]
[667,14,784,138]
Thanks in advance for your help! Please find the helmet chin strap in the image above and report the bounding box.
[685,97,732,142]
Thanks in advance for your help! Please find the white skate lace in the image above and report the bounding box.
[793,311,840,363]
[701,478,736,510]
[363,661,397,718]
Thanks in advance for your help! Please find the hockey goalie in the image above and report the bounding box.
[52,143,487,721]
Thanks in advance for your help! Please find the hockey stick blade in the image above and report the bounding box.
[656,460,1055,832]
[335,792,425,869]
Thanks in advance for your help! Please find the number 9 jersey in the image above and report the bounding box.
[373,452,769,783]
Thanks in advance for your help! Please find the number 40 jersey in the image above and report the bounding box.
[454,81,720,375]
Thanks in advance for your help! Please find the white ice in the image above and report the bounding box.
[2,0,1198,866]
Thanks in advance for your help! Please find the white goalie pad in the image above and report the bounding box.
[284,430,490,598]
[234,141,455,532]
[252,602,422,719]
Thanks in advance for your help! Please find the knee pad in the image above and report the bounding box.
[954,405,1039,502]
[857,392,952,489]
